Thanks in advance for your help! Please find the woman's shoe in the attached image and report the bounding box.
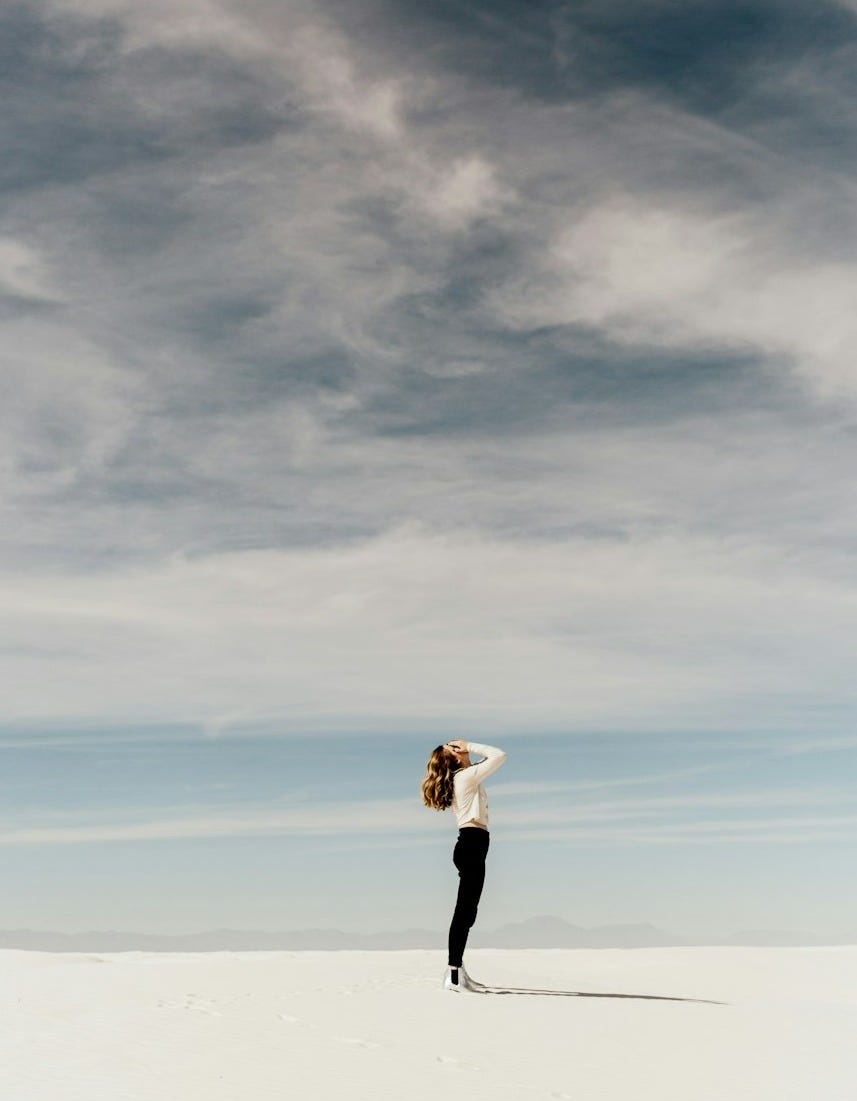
[442,967,472,993]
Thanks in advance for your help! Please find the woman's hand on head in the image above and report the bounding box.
[445,740,468,758]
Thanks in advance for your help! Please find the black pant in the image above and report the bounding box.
[447,827,490,967]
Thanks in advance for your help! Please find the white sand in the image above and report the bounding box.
[2,946,856,1100]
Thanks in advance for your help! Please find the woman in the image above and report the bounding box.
[421,738,507,993]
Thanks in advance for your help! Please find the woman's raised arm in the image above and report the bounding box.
[461,741,507,783]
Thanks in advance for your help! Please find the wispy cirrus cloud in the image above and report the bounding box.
[1,781,850,846]
[0,795,423,845]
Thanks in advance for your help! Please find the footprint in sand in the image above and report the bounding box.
[157,995,222,1017]
[436,1055,480,1071]
[336,1036,382,1049]
[279,1013,302,1024]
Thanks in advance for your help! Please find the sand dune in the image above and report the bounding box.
[2,947,856,1099]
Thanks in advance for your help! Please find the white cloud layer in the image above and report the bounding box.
[1,524,855,731]
[490,193,857,397]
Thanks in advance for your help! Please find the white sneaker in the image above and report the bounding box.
[442,967,473,993]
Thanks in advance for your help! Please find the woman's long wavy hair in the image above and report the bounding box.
[421,745,461,811]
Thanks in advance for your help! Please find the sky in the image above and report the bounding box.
[2,0,857,940]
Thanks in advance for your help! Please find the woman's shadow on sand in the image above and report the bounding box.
[479,986,726,1004]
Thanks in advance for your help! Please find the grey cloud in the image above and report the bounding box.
[0,4,293,194]
[10,0,853,424]
[321,0,857,144]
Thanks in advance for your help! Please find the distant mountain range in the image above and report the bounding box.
[0,916,851,952]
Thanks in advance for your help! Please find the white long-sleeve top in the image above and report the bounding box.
[451,741,507,830]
